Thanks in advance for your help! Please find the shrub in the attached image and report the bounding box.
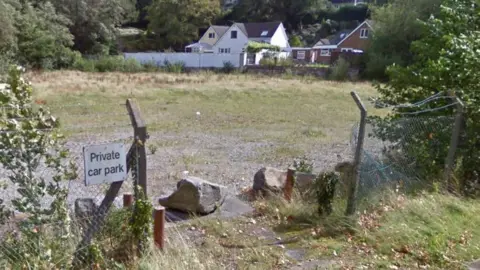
[314,172,339,216]
[329,57,350,81]
[221,61,236,74]
[293,156,314,173]
[259,57,276,68]
[163,60,185,73]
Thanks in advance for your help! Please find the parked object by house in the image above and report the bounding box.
[185,21,290,56]
[312,20,373,64]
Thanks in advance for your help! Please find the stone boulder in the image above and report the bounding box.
[469,259,480,270]
[74,198,98,229]
[158,177,226,215]
[253,167,317,193]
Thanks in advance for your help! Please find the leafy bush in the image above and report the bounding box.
[245,41,280,53]
[0,66,77,267]
[376,0,480,196]
[329,57,350,81]
[163,60,185,73]
[221,61,236,74]
[293,156,314,173]
[314,172,339,216]
[73,56,149,72]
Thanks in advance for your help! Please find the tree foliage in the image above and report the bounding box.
[365,0,442,79]
[15,2,78,69]
[376,0,480,195]
[51,0,136,55]
[0,66,77,267]
[147,0,220,50]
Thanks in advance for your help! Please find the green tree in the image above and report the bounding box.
[228,0,328,31]
[15,2,78,69]
[376,0,480,195]
[365,0,442,80]
[289,35,304,47]
[51,0,136,55]
[0,1,18,73]
[147,0,220,49]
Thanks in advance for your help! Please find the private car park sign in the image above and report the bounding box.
[83,143,127,186]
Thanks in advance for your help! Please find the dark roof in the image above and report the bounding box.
[313,29,353,47]
[211,26,229,37]
[234,22,282,38]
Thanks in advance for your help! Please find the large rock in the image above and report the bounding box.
[253,167,317,193]
[74,198,98,229]
[158,177,226,215]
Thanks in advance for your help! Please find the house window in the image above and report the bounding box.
[218,48,230,54]
[208,33,215,38]
[320,49,330,56]
[260,30,269,37]
[297,51,306,60]
[341,48,353,52]
[360,28,369,39]
[231,30,237,39]
[192,47,200,53]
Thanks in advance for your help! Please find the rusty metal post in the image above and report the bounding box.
[346,91,367,216]
[154,206,165,250]
[123,193,133,208]
[284,168,296,202]
[444,96,464,193]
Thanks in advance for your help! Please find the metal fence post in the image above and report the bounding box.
[346,91,367,216]
[444,97,464,193]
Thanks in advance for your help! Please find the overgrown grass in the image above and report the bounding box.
[251,191,480,269]
[28,71,379,145]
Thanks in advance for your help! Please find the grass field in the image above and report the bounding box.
[11,71,479,269]
[28,71,380,197]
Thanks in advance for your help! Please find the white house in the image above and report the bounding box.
[186,21,290,55]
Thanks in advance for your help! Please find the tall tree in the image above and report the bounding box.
[365,0,442,79]
[227,0,328,31]
[147,0,220,50]
[15,2,77,69]
[51,0,136,55]
[377,0,480,195]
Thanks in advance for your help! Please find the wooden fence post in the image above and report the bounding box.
[123,193,133,208]
[284,168,296,202]
[346,91,367,216]
[72,99,148,268]
[154,206,165,250]
[126,99,148,197]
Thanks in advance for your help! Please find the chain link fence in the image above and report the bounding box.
[0,101,139,268]
[349,93,461,207]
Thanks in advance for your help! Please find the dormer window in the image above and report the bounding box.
[208,33,215,38]
[360,28,369,39]
[260,31,268,36]
[231,30,237,39]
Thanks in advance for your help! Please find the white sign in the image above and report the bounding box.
[83,143,127,186]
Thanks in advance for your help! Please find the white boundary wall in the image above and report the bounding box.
[124,52,244,68]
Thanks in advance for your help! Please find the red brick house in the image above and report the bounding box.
[312,20,373,64]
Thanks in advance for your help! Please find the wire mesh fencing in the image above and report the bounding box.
[349,92,461,206]
[0,101,140,268]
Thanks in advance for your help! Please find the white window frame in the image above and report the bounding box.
[360,28,369,39]
[208,33,215,38]
[218,48,230,54]
[297,51,306,60]
[320,49,331,56]
[260,30,269,37]
[192,47,200,53]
